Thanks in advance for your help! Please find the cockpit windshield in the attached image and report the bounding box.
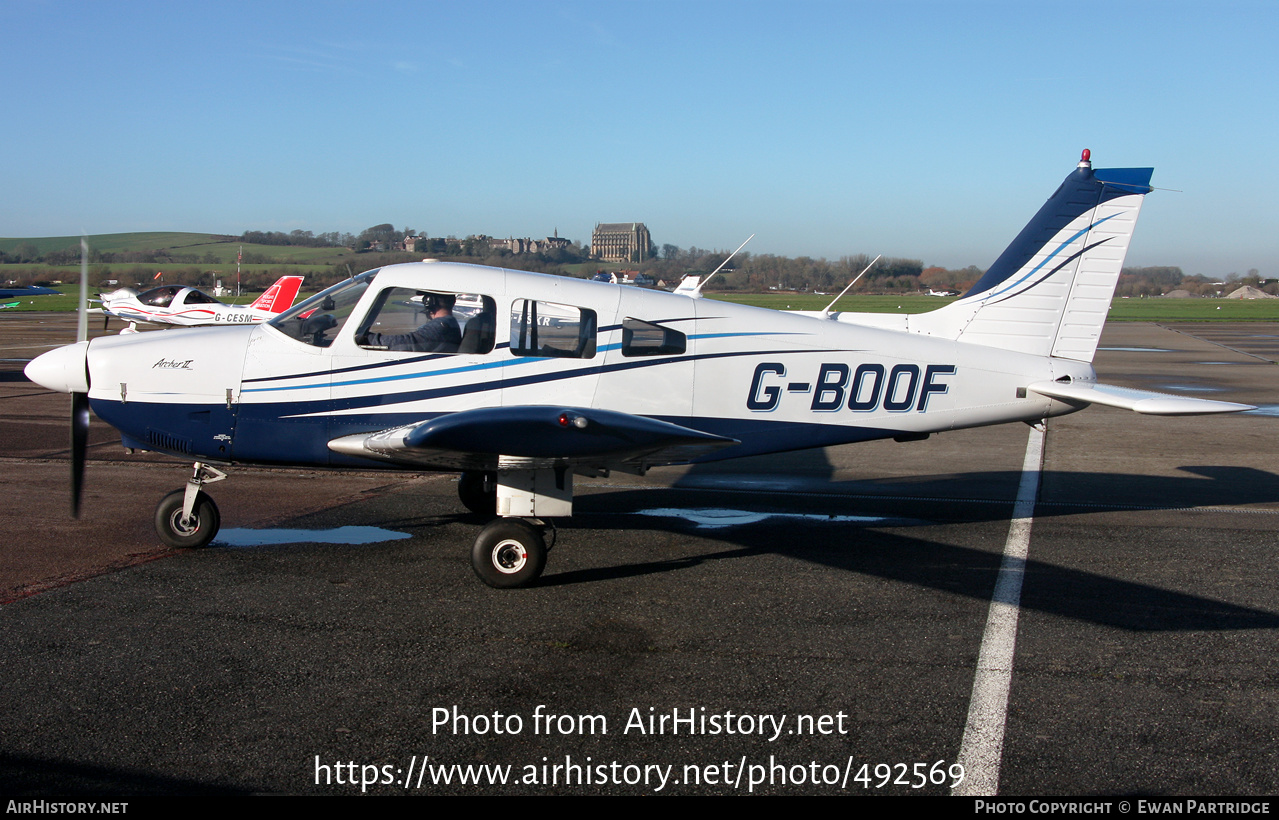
[268,269,378,347]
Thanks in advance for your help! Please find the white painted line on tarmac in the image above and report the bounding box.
[953,423,1044,797]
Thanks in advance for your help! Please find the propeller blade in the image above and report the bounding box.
[77,237,89,343]
[72,237,91,515]
[71,391,89,517]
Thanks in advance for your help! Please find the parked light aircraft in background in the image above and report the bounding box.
[0,284,62,298]
[25,152,1253,588]
[95,275,304,329]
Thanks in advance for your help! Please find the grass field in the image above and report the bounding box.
[1,290,273,313]
[709,292,949,313]
[1101,297,1279,321]
[707,292,1279,321]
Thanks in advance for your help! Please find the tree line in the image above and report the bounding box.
[4,224,1269,298]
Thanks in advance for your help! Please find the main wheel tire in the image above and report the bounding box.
[471,519,546,589]
[458,470,497,515]
[154,488,221,549]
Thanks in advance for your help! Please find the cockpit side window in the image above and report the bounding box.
[139,286,180,308]
[356,289,496,354]
[268,271,376,347]
[620,318,686,357]
[183,290,219,305]
[510,300,596,359]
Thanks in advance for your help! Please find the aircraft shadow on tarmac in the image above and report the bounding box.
[0,752,251,796]
[544,438,1279,632]
[554,488,1279,634]
[673,444,1279,511]
[356,464,1279,635]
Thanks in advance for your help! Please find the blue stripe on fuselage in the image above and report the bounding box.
[97,393,912,468]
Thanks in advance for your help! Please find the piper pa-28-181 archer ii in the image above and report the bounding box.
[95,275,304,330]
[25,151,1253,588]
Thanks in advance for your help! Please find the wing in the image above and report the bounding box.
[327,406,739,471]
[1028,380,1254,415]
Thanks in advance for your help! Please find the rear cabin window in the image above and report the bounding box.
[620,318,686,357]
[510,300,596,359]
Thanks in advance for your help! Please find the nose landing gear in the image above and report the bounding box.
[154,462,226,549]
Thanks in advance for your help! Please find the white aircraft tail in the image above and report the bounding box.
[906,151,1153,363]
[249,275,305,313]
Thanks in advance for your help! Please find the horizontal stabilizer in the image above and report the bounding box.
[328,406,738,470]
[1028,380,1254,415]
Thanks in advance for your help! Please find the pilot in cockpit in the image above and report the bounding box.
[359,292,461,353]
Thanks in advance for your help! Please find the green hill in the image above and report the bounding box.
[0,232,218,256]
[0,232,352,264]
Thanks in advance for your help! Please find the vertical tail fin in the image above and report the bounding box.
[912,152,1153,362]
[249,275,304,313]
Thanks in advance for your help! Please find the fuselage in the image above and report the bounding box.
[80,261,1089,468]
[101,285,274,326]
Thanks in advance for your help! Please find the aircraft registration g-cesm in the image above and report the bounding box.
[25,151,1252,588]
[94,275,304,330]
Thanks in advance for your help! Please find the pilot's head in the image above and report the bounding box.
[422,293,456,315]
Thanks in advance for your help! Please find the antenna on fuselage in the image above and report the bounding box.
[681,234,754,298]
[821,254,881,318]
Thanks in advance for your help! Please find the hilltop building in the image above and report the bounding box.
[490,231,572,255]
[591,222,652,263]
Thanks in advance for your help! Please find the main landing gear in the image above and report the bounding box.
[149,463,569,588]
[457,470,497,515]
[460,468,571,589]
[471,518,552,589]
[154,462,226,549]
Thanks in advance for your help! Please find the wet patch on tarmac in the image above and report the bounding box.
[1156,383,1227,393]
[634,507,927,529]
[1097,347,1172,353]
[212,525,413,548]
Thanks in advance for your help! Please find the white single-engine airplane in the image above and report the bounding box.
[95,275,304,329]
[25,152,1253,588]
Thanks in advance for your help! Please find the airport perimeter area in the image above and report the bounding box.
[1,316,1276,795]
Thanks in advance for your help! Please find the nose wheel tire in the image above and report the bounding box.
[472,519,546,589]
[154,489,221,549]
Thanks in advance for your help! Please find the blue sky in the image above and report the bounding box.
[2,0,1275,276]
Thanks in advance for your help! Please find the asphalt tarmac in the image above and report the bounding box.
[1,315,1276,796]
